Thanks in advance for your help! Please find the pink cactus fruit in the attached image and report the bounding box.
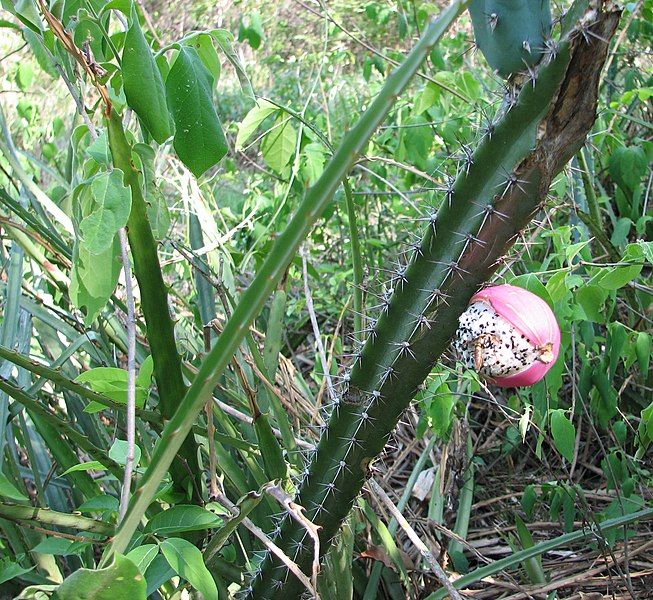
[454,283,561,387]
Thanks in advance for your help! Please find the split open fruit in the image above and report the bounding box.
[454,283,561,387]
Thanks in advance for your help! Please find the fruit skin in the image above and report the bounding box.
[467,284,561,387]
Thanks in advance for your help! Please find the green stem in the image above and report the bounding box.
[0,503,114,536]
[106,111,200,501]
[343,179,364,341]
[578,148,602,226]
[0,377,124,481]
[0,344,159,423]
[427,507,653,599]
[103,3,467,561]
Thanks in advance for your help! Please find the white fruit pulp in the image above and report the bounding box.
[454,301,539,378]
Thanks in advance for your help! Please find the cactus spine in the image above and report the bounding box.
[469,0,552,77]
[251,3,620,597]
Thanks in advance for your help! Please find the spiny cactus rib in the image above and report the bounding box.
[251,4,620,597]
[469,0,552,78]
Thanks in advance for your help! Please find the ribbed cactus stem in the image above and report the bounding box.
[469,0,552,78]
[251,3,620,597]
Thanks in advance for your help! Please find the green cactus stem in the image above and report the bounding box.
[250,3,620,597]
[469,0,552,78]
[106,111,201,501]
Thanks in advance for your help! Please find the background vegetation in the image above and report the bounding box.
[0,0,651,598]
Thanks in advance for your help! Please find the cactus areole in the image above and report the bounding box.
[455,284,561,387]
[469,0,553,77]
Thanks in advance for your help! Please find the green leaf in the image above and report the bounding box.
[0,558,33,586]
[143,555,175,596]
[160,537,217,599]
[511,273,553,306]
[189,33,221,82]
[77,366,149,413]
[132,145,170,240]
[77,494,119,514]
[136,355,154,389]
[235,99,278,151]
[301,142,327,186]
[144,505,222,537]
[0,472,27,501]
[427,381,456,438]
[57,553,146,600]
[32,538,75,556]
[521,484,537,520]
[165,46,227,177]
[70,235,122,325]
[609,145,647,192]
[261,113,296,173]
[79,171,132,255]
[598,264,642,290]
[211,28,255,99]
[415,82,438,114]
[108,439,141,467]
[636,332,652,375]
[575,285,607,323]
[238,12,264,49]
[122,7,172,143]
[61,461,107,475]
[16,62,34,90]
[125,545,159,577]
[550,409,575,462]
[642,402,653,443]
[22,27,57,78]
[403,115,431,171]
[592,370,618,427]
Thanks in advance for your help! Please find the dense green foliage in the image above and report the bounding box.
[0,0,651,598]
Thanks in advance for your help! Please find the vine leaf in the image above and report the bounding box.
[79,170,132,255]
[143,505,222,537]
[261,113,296,173]
[70,236,121,325]
[550,409,576,462]
[165,46,227,177]
[235,99,277,151]
[160,537,218,599]
[122,7,172,143]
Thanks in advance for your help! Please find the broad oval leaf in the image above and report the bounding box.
[108,439,141,467]
[76,361,151,412]
[79,170,132,255]
[56,553,146,600]
[70,235,121,325]
[235,99,277,151]
[165,46,227,177]
[144,505,222,537]
[160,537,217,599]
[261,113,296,173]
[122,8,172,143]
